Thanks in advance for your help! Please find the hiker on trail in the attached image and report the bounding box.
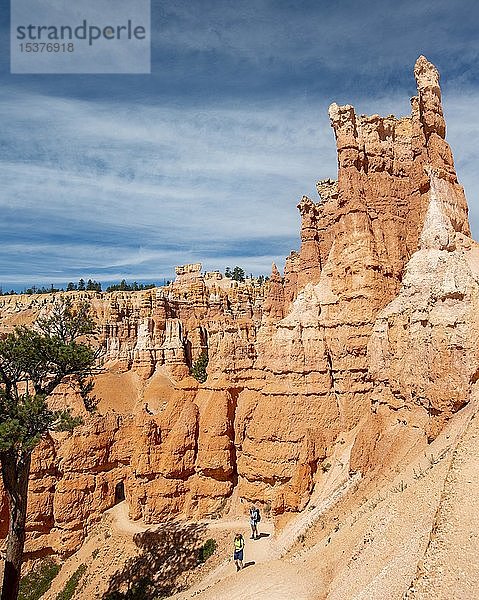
[249,504,261,540]
[233,532,245,571]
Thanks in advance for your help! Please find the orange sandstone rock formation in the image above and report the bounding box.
[1,56,476,558]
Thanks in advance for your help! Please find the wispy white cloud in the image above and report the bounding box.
[0,89,336,285]
[1,73,478,289]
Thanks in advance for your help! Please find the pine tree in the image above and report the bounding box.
[0,299,97,600]
[231,266,245,282]
[190,352,208,383]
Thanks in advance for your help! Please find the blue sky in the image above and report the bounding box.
[1,0,479,290]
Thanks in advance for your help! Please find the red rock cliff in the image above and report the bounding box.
[1,57,476,557]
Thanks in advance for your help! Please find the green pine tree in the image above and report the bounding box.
[190,352,209,383]
[231,267,245,282]
[0,299,97,600]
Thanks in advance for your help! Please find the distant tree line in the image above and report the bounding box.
[2,284,62,296]
[0,278,159,296]
[0,270,273,297]
[105,279,156,292]
[66,278,102,292]
[224,267,269,284]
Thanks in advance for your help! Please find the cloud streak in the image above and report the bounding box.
[1,1,478,289]
[0,89,336,287]
[2,84,478,290]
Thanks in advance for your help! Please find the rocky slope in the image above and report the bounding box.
[1,56,477,568]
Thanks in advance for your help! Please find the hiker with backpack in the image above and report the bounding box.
[249,504,261,540]
[233,532,245,571]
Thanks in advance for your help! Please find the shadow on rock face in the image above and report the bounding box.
[103,522,207,599]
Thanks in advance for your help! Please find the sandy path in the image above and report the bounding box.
[185,560,315,600]
[173,537,316,600]
[109,501,150,535]
[171,518,276,598]
[42,506,286,600]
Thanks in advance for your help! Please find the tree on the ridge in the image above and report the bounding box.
[86,279,102,292]
[224,267,232,278]
[231,266,245,282]
[0,299,97,600]
[77,278,85,291]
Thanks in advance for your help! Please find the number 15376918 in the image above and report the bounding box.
[19,42,74,52]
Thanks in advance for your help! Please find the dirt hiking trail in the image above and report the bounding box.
[170,519,319,600]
